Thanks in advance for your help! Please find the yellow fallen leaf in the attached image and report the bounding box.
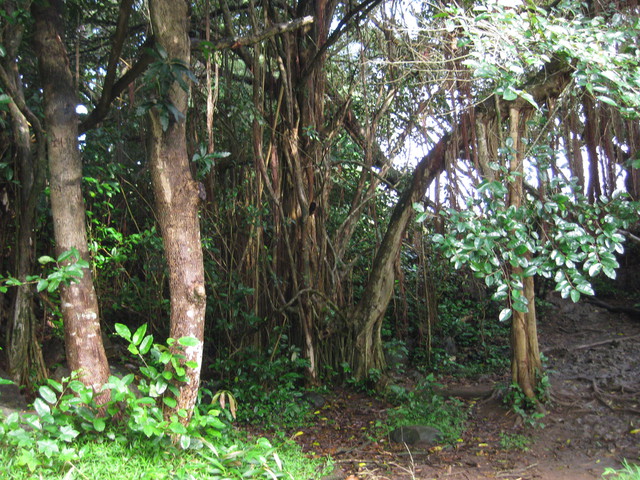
[478,443,489,447]
[291,431,304,438]
[358,462,367,467]
[430,445,443,452]
[630,429,640,434]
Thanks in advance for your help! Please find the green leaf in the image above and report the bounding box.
[603,266,617,279]
[114,323,132,341]
[587,263,602,277]
[132,324,148,346]
[570,289,581,303]
[33,398,51,416]
[431,233,445,244]
[163,396,177,408]
[170,422,187,435]
[499,308,512,322]
[37,439,60,458]
[139,334,154,355]
[576,283,595,296]
[38,255,56,265]
[92,417,106,432]
[178,336,199,347]
[57,248,79,263]
[416,212,429,223]
[502,86,518,101]
[38,386,57,404]
[36,279,48,292]
[597,95,618,107]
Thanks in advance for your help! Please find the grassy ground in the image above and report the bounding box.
[0,432,332,479]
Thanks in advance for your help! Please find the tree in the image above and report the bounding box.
[31,0,110,400]
[427,0,640,399]
[0,0,47,388]
[146,0,207,421]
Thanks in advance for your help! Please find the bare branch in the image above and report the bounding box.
[193,15,314,51]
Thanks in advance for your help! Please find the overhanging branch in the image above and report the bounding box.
[193,15,314,51]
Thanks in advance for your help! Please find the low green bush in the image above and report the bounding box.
[384,374,468,443]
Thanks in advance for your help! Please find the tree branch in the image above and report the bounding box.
[79,37,155,133]
[301,0,384,82]
[193,15,314,52]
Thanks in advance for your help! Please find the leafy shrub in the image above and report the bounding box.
[0,325,315,479]
[500,381,546,428]
[384,375,468,443]
[207,336,312,429]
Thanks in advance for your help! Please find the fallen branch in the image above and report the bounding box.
[572,333,640,351]
[544,333,640,354]
[586,298,640,318]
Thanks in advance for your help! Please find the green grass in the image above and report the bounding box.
[0,433,332,480]
[498,432,531,451]
[603,461,640,480]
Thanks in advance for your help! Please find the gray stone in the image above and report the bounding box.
[302,392,326,409]
[0,369,28,417]
[389,425,443,445]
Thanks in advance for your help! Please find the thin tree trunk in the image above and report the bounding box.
[6,97,47,387]
[507,107,541,400]
[32,0,110,399]
[0,6,48,388]
[147,0,206,422]
[583,95,602,202]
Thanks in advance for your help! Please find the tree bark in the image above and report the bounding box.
[349,134,450,379]
[5,95,47,387]
[0,3,48,388]
[32,0,110,399]
[147,0,206,421]
[583,94,602,203]
[507,107,542,400]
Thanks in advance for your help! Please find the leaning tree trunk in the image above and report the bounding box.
[349,135,450,379]
[147,0,207,422]
[32,0,110,399]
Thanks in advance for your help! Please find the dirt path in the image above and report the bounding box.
[298,294,640,479]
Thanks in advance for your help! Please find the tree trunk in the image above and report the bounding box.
[349,134,450,379]
[583,95,602,203]
[507,107,542,400]
[0,6,48,388]
[147,0,206,421]
[32,0,110,399]
[5,101,46,386]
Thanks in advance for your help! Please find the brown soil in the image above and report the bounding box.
[295,294,640,480]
